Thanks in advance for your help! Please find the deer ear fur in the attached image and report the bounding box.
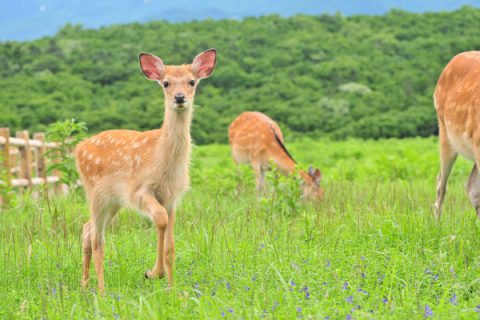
[192,49,217,79]
[139,53,166,81]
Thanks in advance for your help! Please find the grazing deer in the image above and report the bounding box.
[434,51,480,218]
[76,49,217,291]
[228,111,323,200]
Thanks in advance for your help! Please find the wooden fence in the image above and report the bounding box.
[0,128,63,203]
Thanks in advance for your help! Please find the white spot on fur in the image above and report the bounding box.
[88,154,93,160]
[132,142,140,148]
[134,155,141,166]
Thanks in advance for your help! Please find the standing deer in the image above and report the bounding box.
[228,111,323,200]
[76,49,217,291]
[434,51,480,218]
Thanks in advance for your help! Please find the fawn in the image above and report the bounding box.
[228,111,323,200]
[76,49,217,291]
[434,51,480,218]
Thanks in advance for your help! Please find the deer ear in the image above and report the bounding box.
[313,169,322,186]
[192,48,217,79]
[308,165,314,177]
[139,53,166,81]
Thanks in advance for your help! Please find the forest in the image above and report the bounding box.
[1,6,480,144]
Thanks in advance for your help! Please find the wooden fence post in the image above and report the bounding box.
[34,132,49,199]
[0,128,12,206]
[16,130,33,189]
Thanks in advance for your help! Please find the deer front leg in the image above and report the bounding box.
[164,205,176,287]
[465,164,480,218]
[81,220,92,288]
[140,193,169,280]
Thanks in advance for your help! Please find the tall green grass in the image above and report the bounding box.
[1,138,479,319]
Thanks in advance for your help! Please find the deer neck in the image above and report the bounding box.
[274,151,297,175]
[156,104,193,164]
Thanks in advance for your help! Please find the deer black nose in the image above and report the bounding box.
[175,93,185,103]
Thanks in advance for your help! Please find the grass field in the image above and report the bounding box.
[1,138,479,319]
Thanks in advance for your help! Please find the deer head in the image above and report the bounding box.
[139,49,217,112]
[301,166,323,201]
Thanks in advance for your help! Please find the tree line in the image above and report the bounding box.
[1,7,480,144]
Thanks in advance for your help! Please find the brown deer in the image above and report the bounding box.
[228,111,323,200]
[76,49,217,291]
[434,51,480,218]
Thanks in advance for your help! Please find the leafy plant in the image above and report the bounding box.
[0,154,16,208]
[46,118,87,190]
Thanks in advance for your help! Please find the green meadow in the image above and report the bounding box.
[1,138,479,319]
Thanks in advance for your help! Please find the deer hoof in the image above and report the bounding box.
[145,269,165,279]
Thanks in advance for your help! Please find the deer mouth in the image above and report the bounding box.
[173,102,189,111]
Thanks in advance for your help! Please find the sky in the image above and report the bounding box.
[1,0,480,42]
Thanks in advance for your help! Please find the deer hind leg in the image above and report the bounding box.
[434,124,457,219]
[89,199,119,292]
[465,164,480,218]
[81,220,93,288]
[253,162,266,193]
[138,193,169,281]
[164,205,176,287]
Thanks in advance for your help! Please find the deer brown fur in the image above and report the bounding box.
[229,111,323,200]
[434,51,480,218]
[76,49,216,291]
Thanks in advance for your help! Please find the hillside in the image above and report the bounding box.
[1,7,480,144]
[2,0,480,41]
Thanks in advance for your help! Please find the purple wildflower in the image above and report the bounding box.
[342,281,349,290]
[361,272,366,278]
[346,314,352,320]
[424,268,432,275]
[377,273,385,283]
[296,307,302,313]
[302,285,310,300]
[326,260,331,267]
[226,282,231,290]
[252,275,257,281]
[433,274,439,281]
[449,267,457,278]
[475,305,480,313]
[245,286,250,291]
[346,295,353,304]
[228,308,234,314]
[424,305,433,318]
[382,297,388,304]
[361,256,365,260]
[221,311,226,317]
[272,301,279,311]
[449,294,458,305]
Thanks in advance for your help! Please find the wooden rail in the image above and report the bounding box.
[0,128,63,204]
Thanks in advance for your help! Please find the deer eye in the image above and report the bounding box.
[189,80,195,87]
[163,81,169,88]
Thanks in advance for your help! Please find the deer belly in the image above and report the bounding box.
[446,129,475,160]
[232,145,251,164]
